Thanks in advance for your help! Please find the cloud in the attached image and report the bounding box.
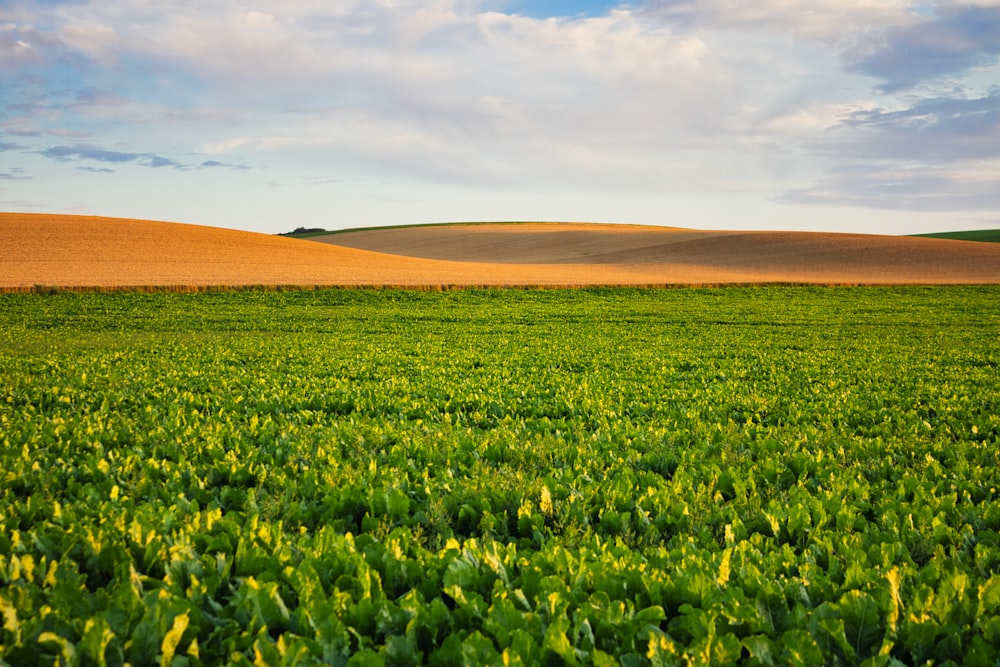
[3,0,998,225]
[199,159,250,171]
[784,88,1000,211]
[640,0,912,44]
[149,4,738,190]
[302,176,341,187]
[780,162,1000,212]
[41,144,139,163]
[1,127,43,137]
[644,0,1000,90]
[3,84,132,129]
[202,137,250,154]
[148,155,180,168]
[63,87,132,111]
[76,165,114,173]
[46,128,91,138]
[0,22,65,69]
[39,143,184,168]
[0,141,26,151]
[848,2,1000,91]
[832,91,1000,162]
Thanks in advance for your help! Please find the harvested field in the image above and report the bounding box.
[3,213,999,290]
[320,222,1000,284]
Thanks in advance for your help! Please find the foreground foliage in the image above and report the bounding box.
[2,287,999,666]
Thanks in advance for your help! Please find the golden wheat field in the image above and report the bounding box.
[2,213,999,290]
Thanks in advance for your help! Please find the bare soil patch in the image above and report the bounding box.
[3,214,999,290]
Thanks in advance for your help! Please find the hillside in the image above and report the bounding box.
[3,213,1000,290]
[314,222,1000,285]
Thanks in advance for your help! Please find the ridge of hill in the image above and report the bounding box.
[3,213,1000,290]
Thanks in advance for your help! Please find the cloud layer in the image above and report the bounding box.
[1,0,997,232]
[850,2,1000,91]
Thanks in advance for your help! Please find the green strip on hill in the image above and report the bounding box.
[913,229,1000,243]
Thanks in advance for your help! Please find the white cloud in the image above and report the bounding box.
[642,0,1000,90]
[0,22,64,68]
[781,162,1000,212]
[202,137,251,155]
[833,92,1000,162]
[848,1,1000,90]
[640,0,914,43]
[42,1,746,189]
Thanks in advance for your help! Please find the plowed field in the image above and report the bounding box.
[3,213,999,290]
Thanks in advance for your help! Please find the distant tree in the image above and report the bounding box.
[278,227,327,236]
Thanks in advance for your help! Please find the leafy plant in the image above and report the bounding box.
[1,287,998,665]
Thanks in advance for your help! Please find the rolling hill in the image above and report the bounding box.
[3,213,999,290]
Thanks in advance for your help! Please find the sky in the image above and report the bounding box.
[1,0,998,235]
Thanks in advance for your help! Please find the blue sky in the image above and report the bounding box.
[1,0,998,235]
[503,1,624,18]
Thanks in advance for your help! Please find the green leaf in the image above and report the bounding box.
[979,575,1000,615]
[742,634,777,667]
[505,629,543,666]
[235,538,272,578]
[960,634,998,667]
[461,631,501,666]
[443,553,479,592]
[38,631,76,665]
[645,628,682,667]
[634,606,667,626]
[817,616,853,663]
[836,591,883,663]
[243,577,291,631]
[387,490,411,521]
[544,614,578,666]
[779,629,824,666]
[79,617,117,667]
[346,648,385,667]
[686,630,741,666]
[383,634,418,667]
[160,611,189,667]
[285,560,326,609]
[484,595,525,647]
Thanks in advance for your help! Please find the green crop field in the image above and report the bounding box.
[2,287,999,666]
